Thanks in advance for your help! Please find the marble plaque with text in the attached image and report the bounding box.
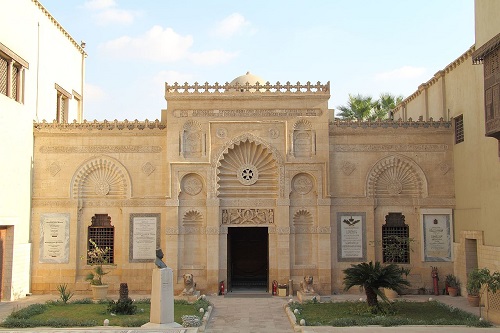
[40,213,70,263]
[423,214,452,262]
[129,213,160,262]
[337,212,366,262]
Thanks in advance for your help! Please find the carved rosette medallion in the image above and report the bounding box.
[182,175,203,196]
[293,175,313,194]
[269,128,279,139]
[237,164,259,185]
[95,181,110,195]
[216,128,227,139]
[387,180,403,195]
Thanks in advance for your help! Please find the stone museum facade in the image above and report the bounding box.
[31,74,456,295]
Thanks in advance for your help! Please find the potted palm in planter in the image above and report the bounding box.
[445,274,460,297]
[84,239,111,300]
[466,269,482,307]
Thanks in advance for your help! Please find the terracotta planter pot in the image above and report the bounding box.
[448,286,459,297]
[467,294,480,307]
[91,284,109,300]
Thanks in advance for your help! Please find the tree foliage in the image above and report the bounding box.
[337,93,404,120]
[343,261,410,307]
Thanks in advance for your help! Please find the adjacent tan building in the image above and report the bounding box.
[0,0,85,300]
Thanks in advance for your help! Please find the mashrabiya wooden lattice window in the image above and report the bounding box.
[88,214,114,264]
[0,42,28,103]
[454,114,464,144]
[382,212,410,264]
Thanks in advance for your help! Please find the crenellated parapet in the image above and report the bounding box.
[34,119,166,131]
[329,117,451,134]
[165,81,330,96]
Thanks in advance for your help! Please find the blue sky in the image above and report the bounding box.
[41,0,475,121]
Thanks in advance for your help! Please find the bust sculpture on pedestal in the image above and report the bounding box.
[142,247,181,328]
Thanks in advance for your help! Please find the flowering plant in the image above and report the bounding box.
[83,239,110,286]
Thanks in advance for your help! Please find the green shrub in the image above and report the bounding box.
[107,298,137,315]
[10,304,47,319]
[120,318,149,327]
[57,284,74,304]
[70,298,94,304]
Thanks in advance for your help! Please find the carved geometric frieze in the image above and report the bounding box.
[142,162,155,176]
[173,109,323,118]
[332,198,375,206]
[333,144,448,152]
[48,161,61,177]
[221,208,274,225]
[165,227,179,234]
[276,227,291,235]
[40,146,162,153]
[220,198,275,207]
[341,161,356,176]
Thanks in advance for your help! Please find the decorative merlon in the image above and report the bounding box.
[329,117,451,130]
[165,81,330,95]
[34,119,166,130]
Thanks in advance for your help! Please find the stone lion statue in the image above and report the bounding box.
[181,273,197,296]
[300,275,315,294]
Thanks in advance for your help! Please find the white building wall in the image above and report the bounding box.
[0,0,84,300]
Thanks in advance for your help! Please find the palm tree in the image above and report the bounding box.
[337,94,375,120]
[372,93,404,120]
[343,261,410,307]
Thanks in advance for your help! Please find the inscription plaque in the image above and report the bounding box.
[423,213,452,262]
[40,213,70,263]
[130,214,160,262]
[337,212,366,262]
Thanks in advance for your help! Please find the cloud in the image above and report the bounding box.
[83,0,138,25]
[101,26,238,66]
[375,66,427,81]
[213,13,252,38]
[83,0,115,10]
[94,9,136,25]
[84,83,106,102]
[101,25,193,62]
[189,50,239,66]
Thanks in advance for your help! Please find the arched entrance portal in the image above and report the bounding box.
[217,137,279,293]
[227,227,268,292]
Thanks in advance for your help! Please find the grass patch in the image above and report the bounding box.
[1,298,210,328]
[289,300,492,327]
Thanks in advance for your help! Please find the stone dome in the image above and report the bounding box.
[230,71,266,86]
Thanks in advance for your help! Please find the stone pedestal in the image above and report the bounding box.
[176,290,200,302]
[143,267,181,328]
[297,291,319,303]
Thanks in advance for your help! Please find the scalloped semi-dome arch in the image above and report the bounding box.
[71,156,131,198]
[294,119,312,130]
[216,137,278,198]
[183,210,203,223]
[293,209,313,225]
[183,119,202,131]
[366,155,428,198]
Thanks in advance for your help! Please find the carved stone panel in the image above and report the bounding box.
[221,208,274,225]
